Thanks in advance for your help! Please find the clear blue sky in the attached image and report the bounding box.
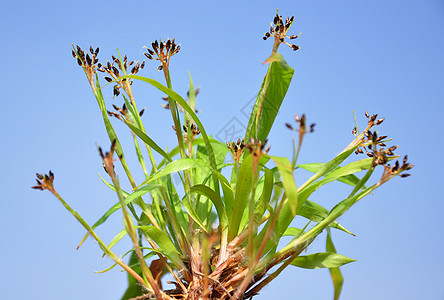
[1,0,443,299]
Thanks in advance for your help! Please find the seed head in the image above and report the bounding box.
[263,11,301,53]
[32,171,55,193]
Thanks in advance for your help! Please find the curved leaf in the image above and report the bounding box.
[291,252,355,269]
[137,158,211,188]
[140,225,185,269]
[124,75,220,195]
[245,53,294,142]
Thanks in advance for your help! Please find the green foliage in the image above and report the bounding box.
[34,12,413,300]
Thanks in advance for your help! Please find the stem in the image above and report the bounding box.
[48,189,150,291]
[109,171,163,299]
[246,236,315,298]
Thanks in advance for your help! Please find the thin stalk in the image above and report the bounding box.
[245,236,315,298]
[108,171,163,299]
[248,160,259,269]
[47,188,150,291]
[297,122,372,193]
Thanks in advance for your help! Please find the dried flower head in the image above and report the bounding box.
[245,138,271,158]
[72,45,100,90]
[97,54,145,97]
[379,155,414,184]
[98,140,118,177]
[144,38,181,73]
[183,120,200,137]
[263,11,300,53]
[32,171,55,193]
[285,113,315,136]
[227,138,246,167]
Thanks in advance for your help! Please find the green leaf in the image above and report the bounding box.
[229,155,254,240]
[325,157,374,179]
[120,250,144,300]
[270,156,299,215]
[283,227,303,237]
[138,158,211,188]
[254,167,273,224]
[91,182,161,230]
[245,53,294,142]
[124,119,172,162]
[291,252,355,269]
[140,225,185,269]
[327,230,344,300]
[299,147,357,192]
[125,75,220,194]
[189,184,228,232]
[298,201,354,235]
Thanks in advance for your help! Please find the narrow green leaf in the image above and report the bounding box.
[327,230,344,300]
[283,227,303,237]
[291,252,355,269]
[325,157,374,179]
[270,156,299,215]
[245,53,294,142]
[121,250,144,300]
[298,201,354,235]
[299,147,357,192]
[138,158,211,188]
[125,75,220,195]
[328,169,375,219]
[124,119,172,162]
[90,182,161,230]
[254,168,273,224]
[140,225,185,269]
[189,184,228,231]
[229,155,253,240]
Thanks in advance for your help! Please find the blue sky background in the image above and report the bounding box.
[1,0,443,299]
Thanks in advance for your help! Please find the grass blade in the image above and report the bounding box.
[290,252,355,269]
[327,230,344,300]
[245,53,294,142]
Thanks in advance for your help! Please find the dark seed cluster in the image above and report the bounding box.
[144,38,181,72]
[107,103,145,122]
[183,120,200,137]
[72,45,100,87]
[72,45,99,68]
[353,111,413,180]
[263,12,300,51]
[97,55,145,97]
[285,113,315,136]
[227,138,246,165]
[32,171,55,192]
[172,120,200,143]
[98,140,118,176]
[379,155,414,184]
[245,138,271,158]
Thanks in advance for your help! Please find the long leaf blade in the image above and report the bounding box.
[290,252,355,269]
[245,53,294,142]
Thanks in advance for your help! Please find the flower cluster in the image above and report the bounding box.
[285,113,315,136]
[98,140,118,177]
[352,111,413,180]
[107,103,145,122]
[263,12,300,52]
[72,46,100,88]
[245,138,271,158]
[144,39,181,72]
[227,138,246,166]
[32,171,55,193]
[97,55,145,97]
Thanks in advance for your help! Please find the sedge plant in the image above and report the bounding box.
[33,11,413,300]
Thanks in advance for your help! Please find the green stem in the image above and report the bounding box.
[49,189,150,291]
[108,172,163,299]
